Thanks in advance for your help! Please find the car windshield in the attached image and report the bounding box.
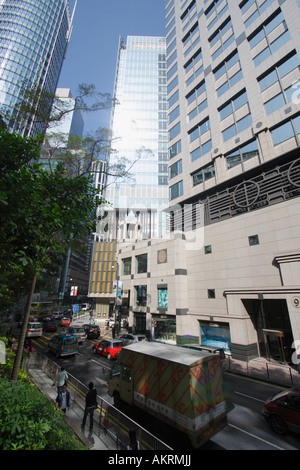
[112,342,123,347]
[73,327,84,333]
[137,336,146,341]
[29,323,42,329]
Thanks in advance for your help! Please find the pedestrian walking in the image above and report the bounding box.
[81,381,98,431]
[53,366,68,393]
[56,384,70,413]
[127,428,140,450]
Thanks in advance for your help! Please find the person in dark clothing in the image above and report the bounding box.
[81,381,98,431]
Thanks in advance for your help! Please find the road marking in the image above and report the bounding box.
[225,371,286,390]
[234,391,265,403]
[228,423,285,450]
[91,359,112,371]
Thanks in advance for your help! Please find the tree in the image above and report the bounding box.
[1,82,114,137]
[0,130,101,379]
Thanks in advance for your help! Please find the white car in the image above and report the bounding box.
[66,326,87,343]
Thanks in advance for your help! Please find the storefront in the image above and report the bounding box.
[199,320,231,352]
[151,314,176,344]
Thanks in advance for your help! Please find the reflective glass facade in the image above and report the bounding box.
[0,0,73,136]
[105,36,169,239]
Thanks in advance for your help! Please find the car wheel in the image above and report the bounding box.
[270,415,288,435]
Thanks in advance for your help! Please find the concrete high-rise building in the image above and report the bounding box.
[118,0,300,363]
[0,0,75,136]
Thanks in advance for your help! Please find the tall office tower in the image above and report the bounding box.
[0,0,75,137]
[162,0,300,360]
[104,36,169,241]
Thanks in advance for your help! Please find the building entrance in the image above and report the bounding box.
[243,299,294,363]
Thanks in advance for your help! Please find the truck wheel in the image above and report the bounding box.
[113,392,121,407]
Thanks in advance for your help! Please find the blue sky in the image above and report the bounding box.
[57,0,166,133]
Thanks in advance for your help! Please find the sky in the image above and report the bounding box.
[57,0,166,134]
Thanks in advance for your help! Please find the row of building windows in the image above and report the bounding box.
[169,112,300,200]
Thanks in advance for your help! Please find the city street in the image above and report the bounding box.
[19,317,300,451]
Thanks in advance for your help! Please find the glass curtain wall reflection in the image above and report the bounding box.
[0,0,74,136]
[105,36,169,241]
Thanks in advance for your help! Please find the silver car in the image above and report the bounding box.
[65,326,87,344]
[119,333,148,346]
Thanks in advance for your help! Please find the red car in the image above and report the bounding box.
[92,339,124,360]
[262,387,300,435]
[60,317,71,327]
[43,321,58,332]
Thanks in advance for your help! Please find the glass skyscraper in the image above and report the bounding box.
[104,36,169,240]
[0,0,74,136]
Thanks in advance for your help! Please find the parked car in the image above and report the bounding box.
[60,317,71,327]
[118,333,148,346]
[43,321,58,333]
[105,318,115,328]
[262,387,300,435]
[92,339,124,360]
[66,326,87,343]
[48,334,78,358]
[82,324,100,339]
[26,322,43,337]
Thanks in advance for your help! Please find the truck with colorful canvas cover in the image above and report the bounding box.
[108,342,227,448]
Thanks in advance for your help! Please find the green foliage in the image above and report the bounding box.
[0,130,100,310]
[0,379,87,450]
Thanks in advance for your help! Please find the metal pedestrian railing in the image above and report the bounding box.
[30,350,172,451]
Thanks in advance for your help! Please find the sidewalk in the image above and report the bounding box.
[28,356,125,451]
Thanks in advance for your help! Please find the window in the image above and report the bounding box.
[221,93,252,142]
[226,139,259,169]
[136,254,147,274]
[205,0,229,31]
[192,163,215,186]
[205,245,212,254]
[189,117,210,143]
[135,285,147,306]
[209,18,235,61]
[258,53,300,115]
[240,0,275,29]
[168,105,180,124]
[158,288,168,308]
[248,10,291,67]
[169,140,181,159]
[249,234,259,246]
[170,180,183,200]
[219,90,249,120]
[122,257,132,276]
[186,79,206,106]
[169,121,180,140]
[214,50,243,97]
[208,289,216,298]
[271,120,295,146]
[190,139,212,162]
[169,159,182,179]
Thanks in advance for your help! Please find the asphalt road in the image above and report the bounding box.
[19,319,300,451]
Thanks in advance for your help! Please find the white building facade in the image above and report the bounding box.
[118,0,300,363]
